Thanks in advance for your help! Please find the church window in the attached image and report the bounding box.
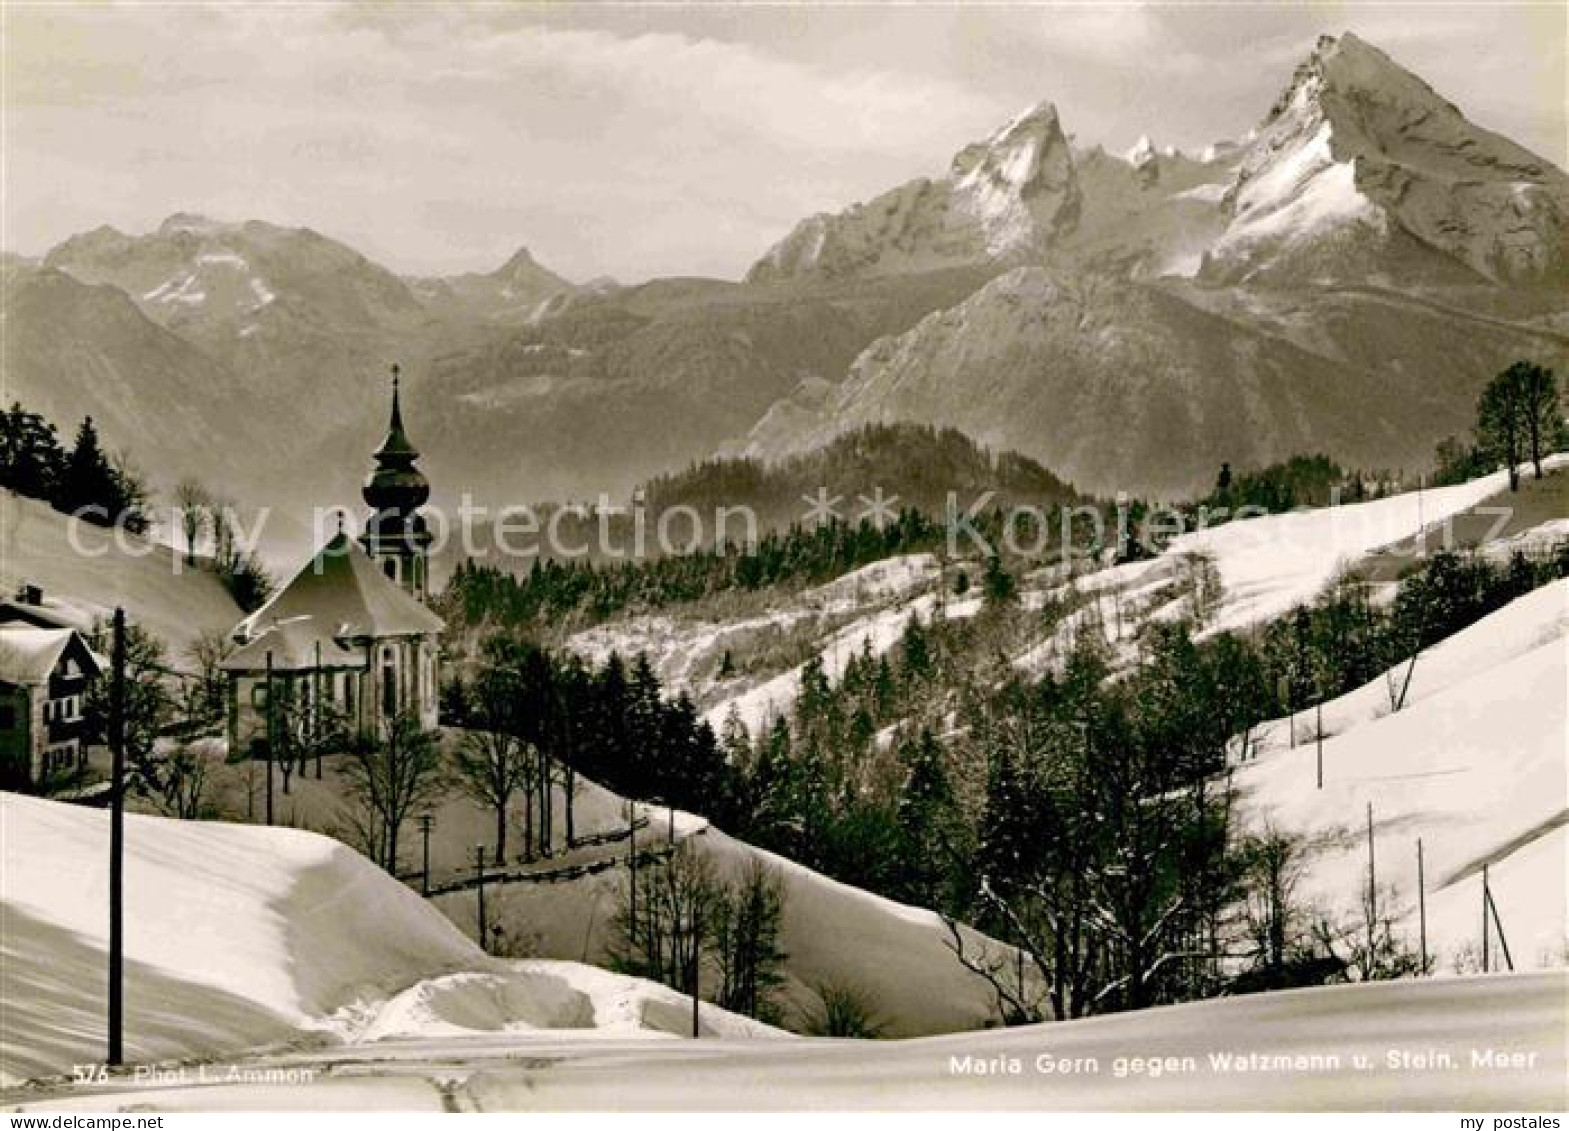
[381,648,397,718]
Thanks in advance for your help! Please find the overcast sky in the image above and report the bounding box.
[4,3,1564,282]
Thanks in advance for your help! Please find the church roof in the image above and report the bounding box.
[219,618,365,674]
[230,532,443,651]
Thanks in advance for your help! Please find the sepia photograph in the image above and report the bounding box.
[0,0,1565,1118]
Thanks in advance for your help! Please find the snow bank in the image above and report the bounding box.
[0,794,776,1085]
[361,961,782,1043]
[0,792,481,1082]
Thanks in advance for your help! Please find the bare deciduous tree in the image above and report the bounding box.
[339,712,446,873]
[172,478,212,565]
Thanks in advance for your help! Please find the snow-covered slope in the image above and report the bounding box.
[0,794,776,1085]
[1208,33,1569,285]
[436,769,1023,1039]
[0,489,244,654]
[1231,583,1567,973]
[1166,456,1567,633]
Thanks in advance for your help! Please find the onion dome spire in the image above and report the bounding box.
[362,363,430,515]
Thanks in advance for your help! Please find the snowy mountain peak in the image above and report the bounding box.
[747,98,1078,281]
[497,246,539,275]
[1208,30,1569,284]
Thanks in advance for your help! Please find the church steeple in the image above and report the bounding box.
[361,363,433,600]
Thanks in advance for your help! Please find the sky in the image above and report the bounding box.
[3,2,1565,283]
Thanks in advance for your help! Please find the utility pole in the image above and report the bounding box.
[1365,802,1377,966]
[418,813,434,897]
[474,844,487,952]
[1315,701,1324,789]
[314,641,324,779]
[627,802,638,951]
[690,907,701,1039]
[264,650,275,827]
[1416,838,1428,975]
[107,607,126,1067]
[1481,863,1490,973]
[1486,879,1514,972]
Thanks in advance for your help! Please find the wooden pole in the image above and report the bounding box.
[107,607,126,1066]
[1486,882,1514,972]
[475,844,487,952]
[1315,702,1324,789]
[690,908,701,1039]
[1416,838,1428,975]
[1365,802,1377,965]
[627,803,638,951]
[419,813,433,897]
[1481,863,1490,973]
[264,651,275,827]
[314,641,324,779]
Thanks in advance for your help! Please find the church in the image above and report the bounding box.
[221,366,444,749]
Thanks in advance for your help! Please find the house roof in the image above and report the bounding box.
[0,625,99,686]
[0,598,92,634]
[231,531,443,649]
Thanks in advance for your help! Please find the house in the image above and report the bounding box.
[0,622,101,789]
[220,366,444,751]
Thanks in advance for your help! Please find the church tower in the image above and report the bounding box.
[361,364,433,601]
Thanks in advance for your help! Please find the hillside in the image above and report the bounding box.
[1231,581,1568,972]
[0,268,273,496]
[0,489,243,653]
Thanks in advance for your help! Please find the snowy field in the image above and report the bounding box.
[8,972,1564,1111]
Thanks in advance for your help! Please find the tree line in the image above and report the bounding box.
[0,403,149,532]
[446,537,1564,1022]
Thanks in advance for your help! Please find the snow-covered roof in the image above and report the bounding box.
[0,598,92,633]
[220,618,366,674]
[231,531,442,649]
[0,625,98,686]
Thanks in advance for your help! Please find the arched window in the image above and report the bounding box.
[381,647,397,718]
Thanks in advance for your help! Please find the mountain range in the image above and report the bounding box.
[3,31,1564,530]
